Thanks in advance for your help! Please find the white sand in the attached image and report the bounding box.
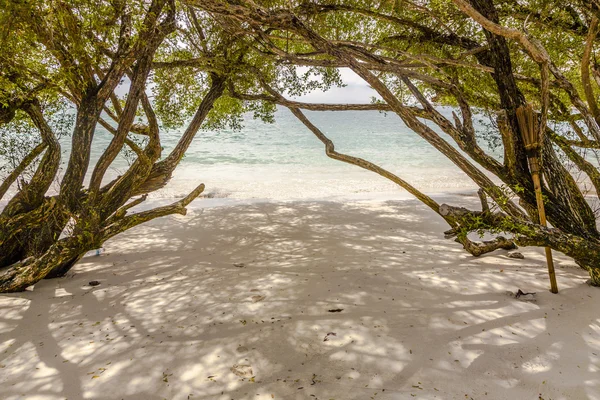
[1,199,599,400]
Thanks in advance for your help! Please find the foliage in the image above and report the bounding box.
[3,0,600,291]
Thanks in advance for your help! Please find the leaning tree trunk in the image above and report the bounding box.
[0,184,205,292]
[0,73,225,292]
[40,74,227,280]
[0,99,63,268]
[439,203,600,286]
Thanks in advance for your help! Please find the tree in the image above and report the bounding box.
[186,0,600,285]
[5,0,600,291]
[0,0,252,291]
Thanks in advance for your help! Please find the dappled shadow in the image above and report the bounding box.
[1,199,599,400]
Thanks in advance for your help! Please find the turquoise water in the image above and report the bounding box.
[90,107,495,200]
[3,107,497,202]
[179,109,451,167]
[141,107,498,200]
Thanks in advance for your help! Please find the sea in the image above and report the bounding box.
[2,106,513,207]
[99,107,491,204]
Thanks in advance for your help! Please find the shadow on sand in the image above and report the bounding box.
[1,200,599,400]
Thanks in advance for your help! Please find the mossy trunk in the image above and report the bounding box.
[571,252,600,287]
[44,255,85,279]
[587,268,600,287]
[0,184,205,292]
[440,203,600,286]
[0,238,89,293]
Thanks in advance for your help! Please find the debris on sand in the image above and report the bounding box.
[323,332,337,341]
[230,364,253,377]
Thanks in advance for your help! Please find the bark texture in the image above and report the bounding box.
[0,0,227,292]
[189,0,600,284]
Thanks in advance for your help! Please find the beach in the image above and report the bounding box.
[1,197,598,400]
[5,1,600,398]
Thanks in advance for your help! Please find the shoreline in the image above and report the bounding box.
[1,198,598,399]
[137,189,483,212]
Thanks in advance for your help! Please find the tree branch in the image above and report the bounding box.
[134,74,227,195]
[101,184,205,239]
[582,16,600,125]
[0,143,46,201]
[2,101,61,218]
[439,202,600,278]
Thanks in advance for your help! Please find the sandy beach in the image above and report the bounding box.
[1,199,599,400]
[5,1,600,399]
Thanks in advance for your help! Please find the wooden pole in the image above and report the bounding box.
[516,105,558,294]
[527,155,559,293]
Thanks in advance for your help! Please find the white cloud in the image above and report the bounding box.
[293,68,380,104]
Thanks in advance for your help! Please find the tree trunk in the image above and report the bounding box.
[440,203,600,285]
[0,184,204,292]
[0,238,87,293]
[44,255,84,279]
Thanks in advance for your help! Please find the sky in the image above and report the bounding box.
[292,68,380,104]
[115,67,378,104]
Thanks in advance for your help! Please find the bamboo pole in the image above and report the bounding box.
[516,105,558,293]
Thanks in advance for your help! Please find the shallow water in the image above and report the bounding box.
[3,107,505,203]
[96,107,496,201]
